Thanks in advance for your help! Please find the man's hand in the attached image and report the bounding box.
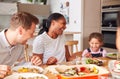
[31,55,42,66]
[46,57,57,65]
[0,65,11,78]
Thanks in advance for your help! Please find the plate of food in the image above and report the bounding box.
[108,60,120,78]
[4,73,48,79]
[82,58,104,66]
[12,65,43,73]
[44,64,109,79]
[106,53,117,59]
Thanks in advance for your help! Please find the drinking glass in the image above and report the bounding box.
[117,52,120,61]
[75,56,81,65]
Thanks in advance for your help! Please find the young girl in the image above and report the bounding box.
[82,32,107,58]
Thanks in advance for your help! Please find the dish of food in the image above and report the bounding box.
[84,58,104,66]
[4,73,48,79]
[12,65,43,73]
[106,53,117,59]
[108,60,120,78]
[112,60,120,72]
[44,64,109,79]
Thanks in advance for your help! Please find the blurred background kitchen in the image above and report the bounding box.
[0,0,120,54]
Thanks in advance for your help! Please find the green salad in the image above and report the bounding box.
[108,53,117,57]
[85,58,103,66]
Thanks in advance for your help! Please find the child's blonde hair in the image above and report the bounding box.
[89,32,103,44]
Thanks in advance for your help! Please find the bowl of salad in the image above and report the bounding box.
[106,53,117,59]
[82,58,104,66]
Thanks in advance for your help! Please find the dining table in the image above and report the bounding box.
[40,51,116,79]
[6,51,117,79]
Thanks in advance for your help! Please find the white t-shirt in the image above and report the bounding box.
[0,29,24,66]
[32,32,66,64]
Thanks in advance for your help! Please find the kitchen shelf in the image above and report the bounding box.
[101,0,120,7]
[0,2,50,16]
[17,3,50,16]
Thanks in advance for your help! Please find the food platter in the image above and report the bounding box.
[4,73,48,79]
[44,64,109,79]
[12,65,43,73]
[106,53,117,59]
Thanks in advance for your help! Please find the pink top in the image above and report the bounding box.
[82,48,107,57]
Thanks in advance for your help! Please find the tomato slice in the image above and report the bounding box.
[80,67,86,72]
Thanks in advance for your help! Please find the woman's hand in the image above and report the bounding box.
[46,57,57,65]
[0,65,11,78]
[31,55,42,66]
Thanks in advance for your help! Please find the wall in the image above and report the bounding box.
[49,0,82,51]
[0,15,11,30]
[82,0,101,49]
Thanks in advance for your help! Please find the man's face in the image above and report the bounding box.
[18,23,36,44]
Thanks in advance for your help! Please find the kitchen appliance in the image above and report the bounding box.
[101,6,120,49]
[102,31,116,49]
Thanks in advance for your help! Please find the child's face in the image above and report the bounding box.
[89,38,102,52]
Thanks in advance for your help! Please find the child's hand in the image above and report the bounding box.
[85,53,92,57]
[46,57,57,65]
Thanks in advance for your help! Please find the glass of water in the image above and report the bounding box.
[117,52,120,61]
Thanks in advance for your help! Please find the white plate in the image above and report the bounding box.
[44,64,109,76]
[108,60,120,78]
[106,53,117,59]
[12,65,43,73]
[4,73,48,79]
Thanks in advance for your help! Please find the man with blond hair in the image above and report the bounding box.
[0,12,39,78]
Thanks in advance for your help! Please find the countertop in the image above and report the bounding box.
[64,31,81,34]
[34,31,81,36]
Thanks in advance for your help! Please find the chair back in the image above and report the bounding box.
[65,40,78,56]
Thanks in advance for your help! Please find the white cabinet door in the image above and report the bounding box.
[69,0,82,32]
[69,0,82,50]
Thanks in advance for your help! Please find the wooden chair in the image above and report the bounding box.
[65,40,78,56]
[24,44,30,62]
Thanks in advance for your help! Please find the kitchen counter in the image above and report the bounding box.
[33,31,81,36]
[64,31,81,35]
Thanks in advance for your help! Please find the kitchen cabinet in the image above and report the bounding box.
[0,2,50,16]
[17,3,50,16]
[101,0,120,6]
